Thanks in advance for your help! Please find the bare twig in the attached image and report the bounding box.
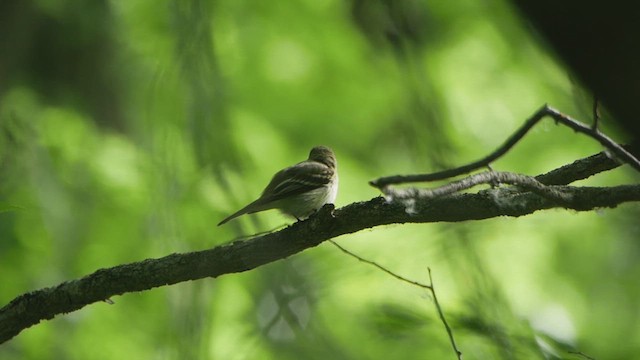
[383,171,574,207]
[569,350,596,360]
[328,240,431,290]
[370,104,640,189]
[428,268,462,360]
[543,106,639,170]
[382,149,625,208]
[328,241,462,359]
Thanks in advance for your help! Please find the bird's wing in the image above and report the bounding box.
[261,161,332,202]
[217,161,332,226]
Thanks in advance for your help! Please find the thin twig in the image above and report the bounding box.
[328,240,431,290]
[329,240,462,360]
[370,105,640,189]
[227,225,286,243]
[569,350,596,360]
[369,106,547,188]
[428,268,462,360]
[543,106,639,170]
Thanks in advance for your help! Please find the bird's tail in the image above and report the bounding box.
[217,198,271,226]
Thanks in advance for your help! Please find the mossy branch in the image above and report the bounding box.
[1,148,638,344]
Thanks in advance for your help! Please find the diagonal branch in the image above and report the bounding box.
[1,157,640,344]
[534,150,622,185]
[369,104,639,189]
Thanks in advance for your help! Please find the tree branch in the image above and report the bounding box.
[370,104,639,188]
[534,150,621,185]
[1,155,639,344]
[384,171,576,205]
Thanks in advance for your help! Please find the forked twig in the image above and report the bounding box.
[328,240,432,290]
[329,240,462,360]
[370,104,640,189]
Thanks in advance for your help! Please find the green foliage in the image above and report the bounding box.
[1,0,638,359]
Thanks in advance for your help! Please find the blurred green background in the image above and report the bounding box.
[1,0,639,359]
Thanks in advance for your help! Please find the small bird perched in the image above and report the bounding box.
[218,146,338,226]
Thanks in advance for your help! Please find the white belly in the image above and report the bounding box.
[279,175,338,219]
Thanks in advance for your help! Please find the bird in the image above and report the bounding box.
[218,146,338,226]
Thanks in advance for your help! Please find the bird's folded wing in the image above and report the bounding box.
[262,162,332,202]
